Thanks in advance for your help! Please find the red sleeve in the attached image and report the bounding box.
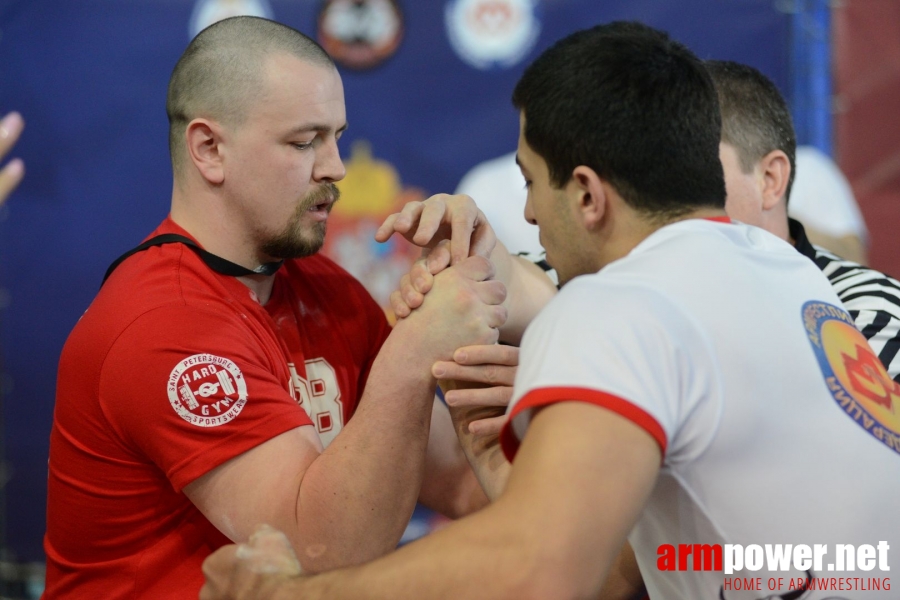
[99,305,312,492]
[499,387,668,462]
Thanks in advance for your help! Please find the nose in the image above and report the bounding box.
[314,137,346,183]
[523,193,537,225]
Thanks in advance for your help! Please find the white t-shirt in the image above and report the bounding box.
[501,219,900,599]
[455,152,544,256]
[789,146,869,242]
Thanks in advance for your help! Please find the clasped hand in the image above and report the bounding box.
[379,194,520,436]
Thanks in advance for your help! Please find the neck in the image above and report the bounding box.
[171,180,278,304]
[596,205,729,270]
[761,201,791,243]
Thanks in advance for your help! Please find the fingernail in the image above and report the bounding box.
[0,112,23,138]
[433,365,445,377]
[455,350,467,362]
[5,158,23,176]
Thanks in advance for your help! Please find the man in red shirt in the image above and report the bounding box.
[42,16,535,599]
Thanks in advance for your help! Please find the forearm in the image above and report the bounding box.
[281,499,559,600]
[418,400,490,518]
[293,326,438,572]
[490,243,555,344]
[448,403,510,501]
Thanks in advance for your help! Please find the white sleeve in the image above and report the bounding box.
[500,277,722,464]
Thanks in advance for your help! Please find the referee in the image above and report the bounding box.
[710,59,900,382]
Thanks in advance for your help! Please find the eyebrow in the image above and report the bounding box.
[515,153,529,175]
[288,122,349,136]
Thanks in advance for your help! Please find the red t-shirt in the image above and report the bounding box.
[43,217,391,599]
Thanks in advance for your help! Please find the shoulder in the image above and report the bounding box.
[531,273,704,347]
[69,250,255,377]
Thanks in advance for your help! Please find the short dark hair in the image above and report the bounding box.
[706,60,797,201]
[512,21,725,220]
[166,16,334,177]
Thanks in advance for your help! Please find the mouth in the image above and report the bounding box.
[305,196,335,222]
[308,199,332,212]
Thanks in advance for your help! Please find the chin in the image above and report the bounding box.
[261,228,326,260]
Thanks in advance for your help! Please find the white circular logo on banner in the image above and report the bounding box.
[445,0,540,70]
[167,353,249,427]
[189,0,275,39]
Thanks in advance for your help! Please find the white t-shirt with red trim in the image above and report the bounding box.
[500,218,900,599]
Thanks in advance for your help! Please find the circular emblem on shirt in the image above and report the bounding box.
[803,301,900,455]
[317,0,404,70]
[167,354,249,427]
[444,0,540,70]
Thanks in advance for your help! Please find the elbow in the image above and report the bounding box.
[512,569,590,600]
[496,542,598,600]
[296,540,397,575]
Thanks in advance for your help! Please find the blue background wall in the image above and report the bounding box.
[0,0,789,561]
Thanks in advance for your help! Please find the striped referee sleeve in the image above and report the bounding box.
[814,246,900,382]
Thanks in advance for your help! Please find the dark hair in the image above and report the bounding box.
[512,21,725,220]
[167,16,334,177]
[706,60,797,201]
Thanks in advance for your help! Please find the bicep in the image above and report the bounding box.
[183,424,323,545]
[501,401,659,597]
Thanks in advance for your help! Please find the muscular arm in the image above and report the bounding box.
[417,399,490,519]
[488,243,557,344]
[186,259,506,573]
[202,401,661,600]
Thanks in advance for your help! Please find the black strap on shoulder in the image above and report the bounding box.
[101,233,283,286]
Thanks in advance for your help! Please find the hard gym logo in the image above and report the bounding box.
[803,301,900,455]
[167,353,248,427]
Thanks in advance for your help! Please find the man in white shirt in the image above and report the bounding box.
[201,21,900,600]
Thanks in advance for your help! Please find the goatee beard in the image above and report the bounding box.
[261,183,340,259]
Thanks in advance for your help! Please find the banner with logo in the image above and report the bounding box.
[0,0,790,560]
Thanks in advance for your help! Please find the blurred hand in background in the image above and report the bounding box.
[0,111,25,205]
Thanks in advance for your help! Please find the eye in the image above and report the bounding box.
[291,141,313,151]
[523,180,532,189]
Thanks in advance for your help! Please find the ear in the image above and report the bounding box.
[758,149,791,211]
[185,118,225,185]
[568,165,607,229]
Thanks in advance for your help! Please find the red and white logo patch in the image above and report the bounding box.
[167,353,248,427]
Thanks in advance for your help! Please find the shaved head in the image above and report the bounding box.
[166,16,334,177]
